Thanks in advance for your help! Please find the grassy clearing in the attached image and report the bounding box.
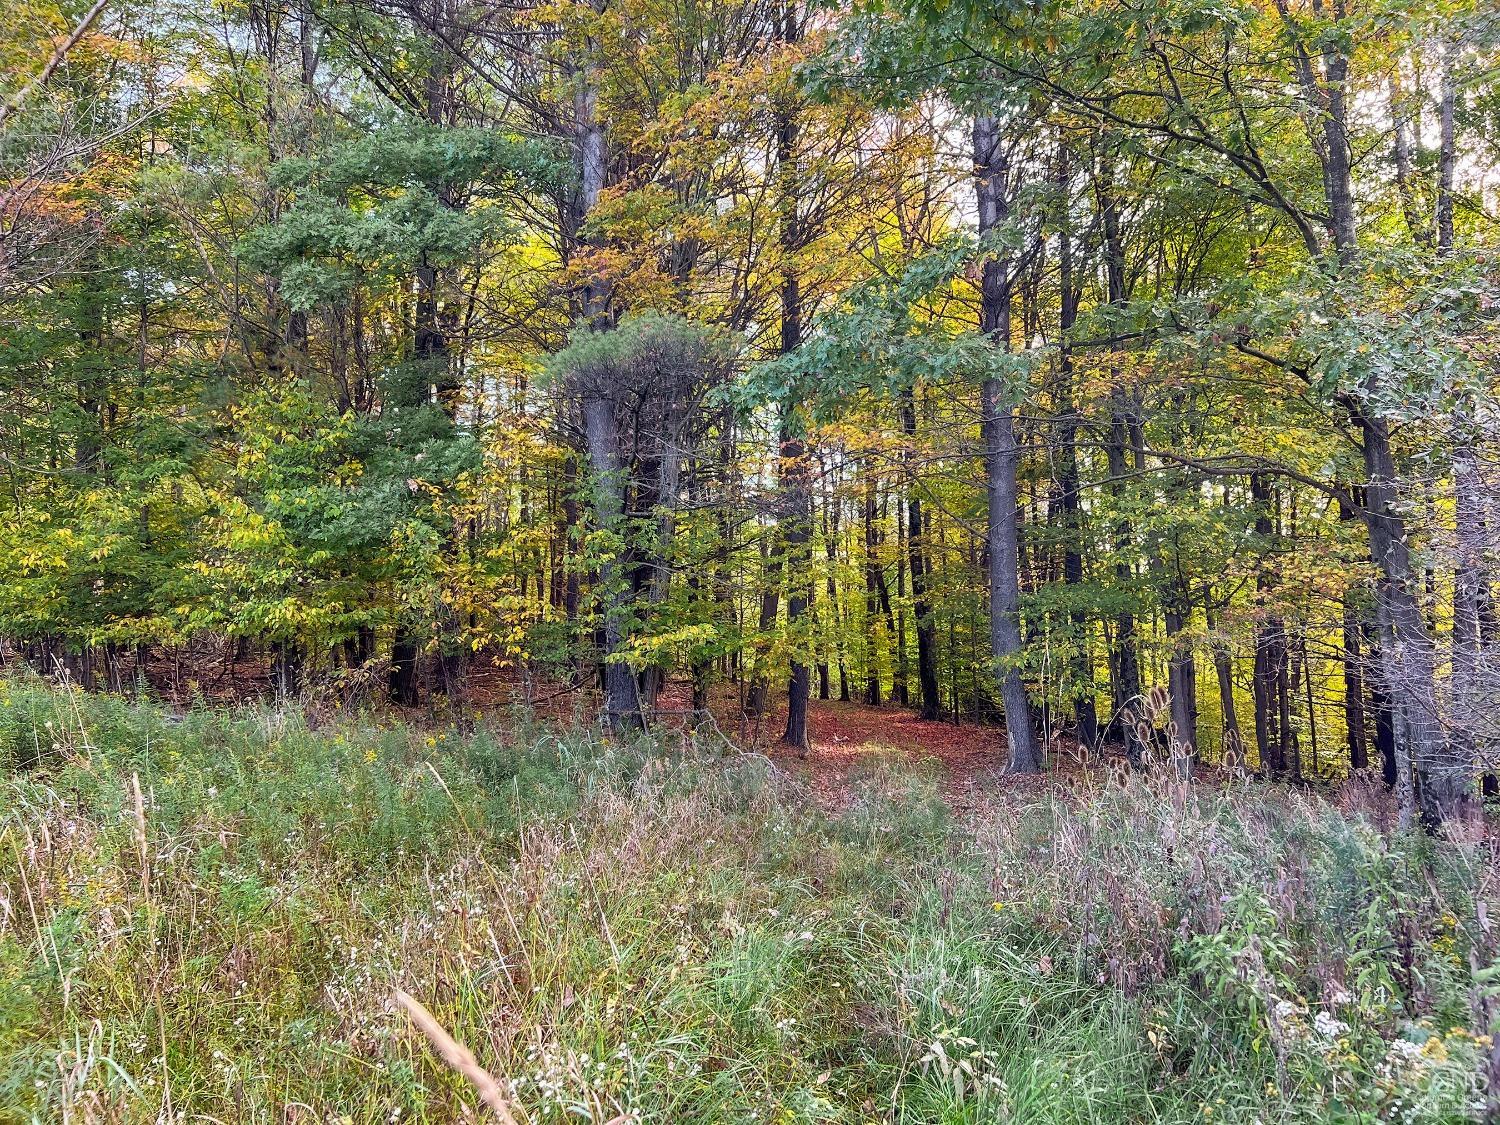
[1,678,1496,1123]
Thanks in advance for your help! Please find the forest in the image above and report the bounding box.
[3,0,1500,1118]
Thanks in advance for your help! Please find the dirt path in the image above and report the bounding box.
[467,665,1089,816]
[107,651,1085,817]
[736,699,1079,816]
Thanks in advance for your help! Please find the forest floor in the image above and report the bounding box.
[483,667,1085,818]
[7,643,1265,819]
[465,660,1407,830]
[717,696,1063,816]
[39,639,1074,816]
[16,643,1398,828]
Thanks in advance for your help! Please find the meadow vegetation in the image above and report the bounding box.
[1,678,1496,1123]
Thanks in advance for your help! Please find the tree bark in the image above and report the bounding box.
[1204,597,1243,762]
[1163,573,1197,762]
[569,43,642,732]
[974,113,1041,773]
[901,386,941,720]
[1283,2,1465,820]
[780,420,812,751]
[863,468,881,706]
[774,0,811,752]
[1338,494,1369,771]
[389,15,456,708]
[745,531,780,718]
[1053,188,1099,749]
[1435,39,1457,252]
[583,394,644,732]
[1388,77,1428,247]
[1362,416,1461,826]
[1096,157,1144,760]
[1250,472,1286,776]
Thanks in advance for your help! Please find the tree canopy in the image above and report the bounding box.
[2,0,1498,823]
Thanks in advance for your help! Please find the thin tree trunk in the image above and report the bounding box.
[561,454,583,685]
[902,385,941,720]
[1435,39,1457,252]
[1438,51,1488,800]
[775,0,810,752]
[1363,416,1461,825]
[745,530,780,718]
[781,426,812,751]
[392,1,461,707]
[1388,77,1429,247]
[894,508,910,707]
[1204,598,1243,762]
[1097,157,1144,760]
[863,469,881,706]
[1339,494,1369,771]
[1250,472,1286,775]
[821,461,851,702]
[1164,574,1197,763]
[1054,185,1099,749]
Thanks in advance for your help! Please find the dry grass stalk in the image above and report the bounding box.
[394,989,523,1125]
[129,772,149,897]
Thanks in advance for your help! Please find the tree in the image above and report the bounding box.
[547,314,732,732]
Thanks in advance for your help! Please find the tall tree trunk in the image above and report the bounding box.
[863,469,881,706]
[1363,417,1460,825]
[816,483,832,702]
[583,394,643,732]
[893,511,910,707]
[637,402,689,712]
[1332,36,1460,820]
[1339,494,1369,771]
[781,422,812,752]
[974,113,1041,773]
[1163,567,1197,763]
[1435,39,1457,252]
[390,7,457,708]
[1250,472,1286,776]
[745,530,780,717]
[901,386,941,720]
[1204,597,1243,762]
[570,42,640,732]
[1388,77,1428,247]
[1053,190,1099,749]
[561,454,583,685]
[820,460,851,702]
[1364,619,1399,787]
[1342,600,1369,772]
[1282,5,1463,817]
[1096,157,1144,760]
[774,0,811,752]
[1438,50,1488,799]
[1452,407,1487,790]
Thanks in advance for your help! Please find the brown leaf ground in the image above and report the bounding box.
[42,648,1343,821]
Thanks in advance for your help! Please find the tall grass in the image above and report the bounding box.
[1,675,1494,1123]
